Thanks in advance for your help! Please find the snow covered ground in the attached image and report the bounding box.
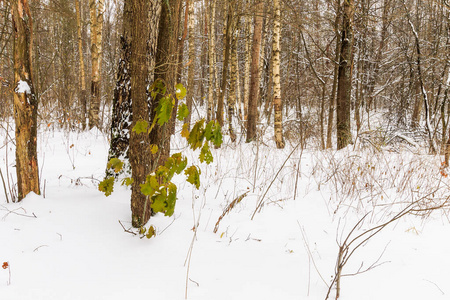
[1,124,450,299]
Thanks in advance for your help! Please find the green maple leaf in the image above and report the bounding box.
[185,166,201,189]
[107,158,124,173]
[188,120,205,150]
[175,83,187,100]
[99,177,115,196]
[156,96,174,126]
[132,120,149,134]
[200,142,213,164]
[177,103,189,121]
[121,177,134,186]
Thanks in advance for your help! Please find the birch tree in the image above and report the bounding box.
[272,0,284,149]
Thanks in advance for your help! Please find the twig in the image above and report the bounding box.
[0,167,10,203]
[118,220,137,235]
[251,142,301,220]
[0,205,37,220]
[33,245,49,252]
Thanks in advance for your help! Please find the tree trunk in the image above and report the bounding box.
[336,0,354,150]
[129,0,159,228]
[246,0,264,142]
[185,0,195,128]
[107,0,133,177]
[153,0,182,166]
[88,0,103,130]
[326,6,341,149]
[75,0,87,130]
[243,8,252,122]
[12,0,40,200]
[228,3,238,142]
[207,0,217,122]
[216,1,232,128]
[272,0,284,149]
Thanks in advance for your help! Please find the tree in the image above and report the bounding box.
[272,0,284,149]
[207,0,217,122]
[75,0,87,129]
[12,0,40,200]
[246,0,264,142]
[336,0,354,150]
[185,0,195,128]
[88,0,103,129]
[129,0,162,228]
[107,0,133,177]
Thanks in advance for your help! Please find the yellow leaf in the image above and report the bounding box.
[151,144,159,154]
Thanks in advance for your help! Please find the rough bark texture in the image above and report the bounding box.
[75,0,87,129]
[216,2,232,128]
[12,0,40,201]
[326,5,341,149]
[272,0,284,149]
[129,0,153,228]
[336,0,354,150]
[153,0,182,166]
[207,0,217,122]
[107,0,133,177]
[228,3,238,142]
[243,10,252,122]
[88,0,103,130]
[246,0,264,142]
[185,0,195,129]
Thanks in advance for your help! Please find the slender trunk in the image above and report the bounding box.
[207,0,216,122]
[326,4,341,149]
[336,0,354,150]
[88,0,103,129]
[185,0,195,128]
[217,2,232,128]
[243,9,252,122]
[75,0,87,129]
[12,0,40,200]
[228,4,238,142]
[246,0,264,142]
[272,0,284,149]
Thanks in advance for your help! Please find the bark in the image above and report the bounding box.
[130,0,161,228]
[243,9,252,122]
[272,0,284,149]
[228,3,238,143]
[207,0,217,122]
[75,0,87,129]
[107,0,133,177]
[216,1,232,128]
[88,0,103,129]
[185,0,195,128]
[153,0,182,166]
[246,0,264,142]
[336,0,354,150]
[12,0,40,200]
[326,6,341,149]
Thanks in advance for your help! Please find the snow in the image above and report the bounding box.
[1,125,450,299]
[15,80,31,95]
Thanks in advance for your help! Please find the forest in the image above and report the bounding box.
[1,0,450,299]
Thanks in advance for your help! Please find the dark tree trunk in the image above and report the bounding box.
[130,0,153,228]
[12,0,40,200]
[336,0,354,150]
[107,0,133,177]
